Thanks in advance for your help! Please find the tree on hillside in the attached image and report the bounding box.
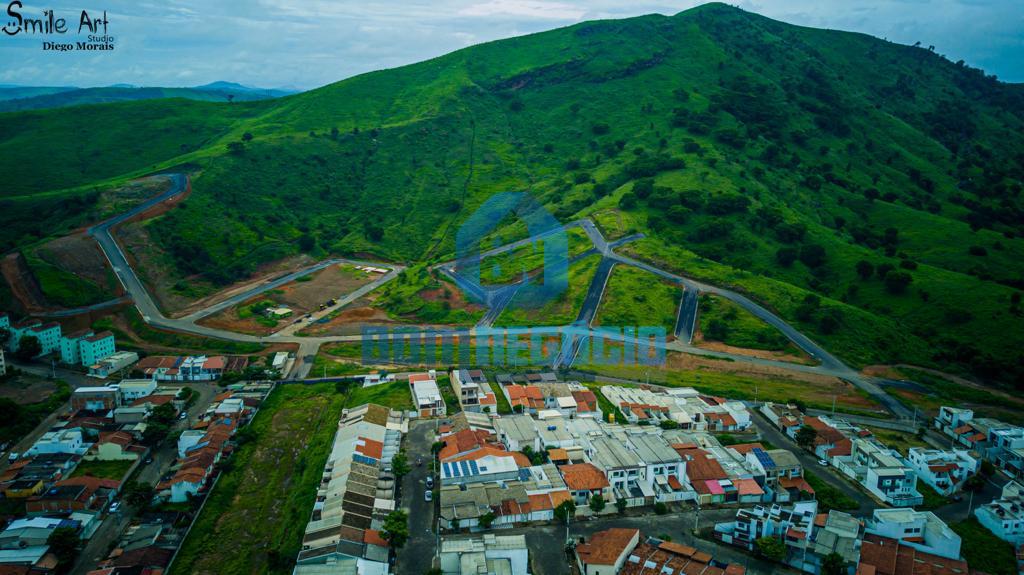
[705,319,730,342]
[776,247,798,267]
[796,425,818,450]
[884,270,913,294]
[14,335,41,361]
[799,244,827,268]
[755,536,786,562]
[855,260,874,280]
[382,510,409,547]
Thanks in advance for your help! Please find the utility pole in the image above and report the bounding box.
[832,393,837,415]
[966,489,975,520]
[693,501,701,534]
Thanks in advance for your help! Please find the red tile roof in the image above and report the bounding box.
[857,533,975,575]
[560,463,609,491]
[577,528,639,566]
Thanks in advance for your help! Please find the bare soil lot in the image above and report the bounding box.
[198,264,377,335]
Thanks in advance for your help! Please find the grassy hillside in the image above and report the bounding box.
[1,3,1023,384]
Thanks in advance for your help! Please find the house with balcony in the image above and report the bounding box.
[832,438,922,507]
[714,500,818,568]
[904,447,978,496]
[989,426,1024,480]
[450,368,498,413]
[975,481,1024,545]
[410,371,445,417]
[865,508,962,560]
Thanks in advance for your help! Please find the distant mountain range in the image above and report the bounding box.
[0,82,300,111]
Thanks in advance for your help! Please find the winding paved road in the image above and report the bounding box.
[81,174,910,417]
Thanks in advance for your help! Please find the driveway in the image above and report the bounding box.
[396,419,439,573]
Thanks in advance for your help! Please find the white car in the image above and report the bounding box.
[109,501,121,513]
[818,459,829,466]
[424,490,433,502]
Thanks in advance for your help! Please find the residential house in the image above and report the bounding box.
[71,386,118,411]
[989,426,1024,480]
[450,368,498,413]
[865,508,962,560]
[559,463,610,507]
[439,534,529,575]
[136,355,240,381]
[808,510,863,574]
[743,446,812,503]
[26,428,91,456]
[975,481,1024,545]
[410,371,445,417]
[575,528,640,575]
[25,476,119,515]
[493,414,541,452]
[856,533,976,575]
[89,351,140,378]
[505,384,545,414]
[904,447,977,496]
[832,438,922,507]
[114,379,157,405]
[89,431,145,462]
[622,538,744,575]
[714,501,817,565]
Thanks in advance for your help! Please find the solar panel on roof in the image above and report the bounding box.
[753,448,776,469]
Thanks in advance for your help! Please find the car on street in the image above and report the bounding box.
[416,457,423,467]
[8,452,19,464]
[817,459,829,466]
[426,476,434,489]
[109,501,121,513]
[424,490,432,502]
[145,457,154,464]
[179,412,188,420]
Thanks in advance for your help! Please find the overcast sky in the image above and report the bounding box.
[0,0,1021,89]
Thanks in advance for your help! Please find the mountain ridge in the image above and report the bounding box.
[0,3,1022,385]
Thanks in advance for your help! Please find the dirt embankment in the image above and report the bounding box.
[1,252,48,315]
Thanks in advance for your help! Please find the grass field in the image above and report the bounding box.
[863,426,930,456]
[23,251,114,308]
[92,309,264,355]
[170,383,348,575]
[575,354,885,416]
[373,264,484,326]
[495,253,602,327]
[951,519,1017,575]
[70,459,135,481]
[697,294,793,352]
[594,264,681,334]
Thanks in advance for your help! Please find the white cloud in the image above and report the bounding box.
[459,0,586,20]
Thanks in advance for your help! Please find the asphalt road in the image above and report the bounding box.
[397,419,439,573]
[78,174,912,421]
[750,410,878,515]
[68,381,219,575]
[674,286,699,343]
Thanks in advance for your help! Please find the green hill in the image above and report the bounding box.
[1,3,1023,384]
[0,85,289,113]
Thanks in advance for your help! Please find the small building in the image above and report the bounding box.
[410,371,445,417]
[974,481,1024,545]
[559,463,610,507]
[89,350,140,378]
[26,428,90,456]
[865,508,962,560]
[575,527,640,575]
[439,533,529,575]
[904,447,977,496]
[115,378,158,404]
[80,331,116,367]
[71,386,119,411]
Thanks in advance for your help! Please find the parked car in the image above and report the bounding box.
[179,412,188,420]
[8,452,19,464]
[109,501,121,513]
[424,490,433,502]
[416,457,423,467]
[817,459,829,466]
[426,476,434,489]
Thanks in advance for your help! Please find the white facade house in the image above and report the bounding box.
[904,447,978,496]
[115,379,158,404]
[832,438,922,507]
[26,428,91,456]
[865,508,962,560]
[410,371,445,417]
[975,481,1024,545]
[89,351,139,378]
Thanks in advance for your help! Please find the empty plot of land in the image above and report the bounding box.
[198,264,378,335]
[694,294,813,364]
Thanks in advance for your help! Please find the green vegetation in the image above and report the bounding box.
[495,254,601,327]
[93,309,264,355]
[374,265,483,326]
[343,379,414,411]
[0,381,71,445]
[0,85,288,114]
[916,482,949,510]
[595,265,680,333]
[69,459,135,481]
[698,294,792,352]
[3,3,1024,386]
[24,252,113,307]
[170,383,347,575]
[804,470,858,513]
[951,519,1017,575]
